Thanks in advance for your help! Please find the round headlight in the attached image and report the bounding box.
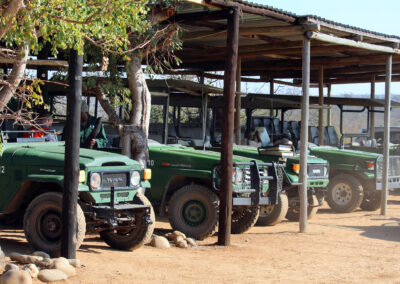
[131,171,141,186]
[90,173,101,189]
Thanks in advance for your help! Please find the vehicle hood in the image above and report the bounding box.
[309,146,381,160]
[2,142,139,168]
[149,144,257,170]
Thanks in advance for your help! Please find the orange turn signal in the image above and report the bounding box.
[292,164,300,174]
[143,168,152,180]
[366,162,375,170]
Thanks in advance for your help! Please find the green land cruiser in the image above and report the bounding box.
[146,140,283,240]
[0,131,154,256]
[309,146,390,213]
[226,145,329,223]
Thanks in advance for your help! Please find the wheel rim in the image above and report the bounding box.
[260,205,274,217]
[332,183,353,205]
[182,200,207,226]
[39,210,62,242]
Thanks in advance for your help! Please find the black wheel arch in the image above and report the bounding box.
[4,181,63,217]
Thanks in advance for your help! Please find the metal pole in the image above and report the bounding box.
[235,57,242,144]
[370,75,376,139]
[299,37,311,233]
[381,55,392,215]
[162,93,170,144]
[61,49,82,258]
[318,66,324,145]
[218,7,239,246]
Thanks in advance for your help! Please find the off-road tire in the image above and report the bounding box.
[360,190,381,211]
[100,193,155,251]
[168,184,219,240]
[23,192,86,257]
[256,193,289,226]
[231,205,260,234]
[286,194,319,222]
[326,174,364,213]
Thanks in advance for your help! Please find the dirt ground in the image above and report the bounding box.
[1,192,400,284]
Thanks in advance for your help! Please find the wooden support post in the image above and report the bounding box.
[235,57,242,145]
[270,79,274,116]
[61,49,82,258]
[200,73,208,144]
[327,84,332,126]
[299,37,311,233]
[370,75,376,139]
[218,7,239,246]
[318,66,324,145]
[381,55,392,215]
[162,93,170,144]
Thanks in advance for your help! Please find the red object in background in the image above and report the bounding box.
[22,126,50,138]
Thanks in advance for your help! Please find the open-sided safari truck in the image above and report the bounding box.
[146,140,283,240]
[245,94,400,213]
[148,80,329,224]
[0,129,154,255]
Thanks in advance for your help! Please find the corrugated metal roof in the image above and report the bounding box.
[210,0,400,41]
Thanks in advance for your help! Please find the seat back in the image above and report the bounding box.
[252,118,263,130]
[309,126,319,144]
[326,126,339,146]
[262,118,274,135]
[282,121,289,134]
[323,127,329,145]
[272,118,281,134]
[289,121,300,140]
[254,127,270,147]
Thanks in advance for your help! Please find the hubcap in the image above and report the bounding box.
[41,212,62,241]
[182,200,206,226]
[332,183,352,205]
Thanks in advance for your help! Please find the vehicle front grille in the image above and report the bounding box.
[102,172,129,189]
[389,156,400,177]
[307,164,327,179]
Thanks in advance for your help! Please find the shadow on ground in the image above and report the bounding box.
[341,218,400,242]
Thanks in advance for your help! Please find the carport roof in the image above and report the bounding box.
[168,0,400,85]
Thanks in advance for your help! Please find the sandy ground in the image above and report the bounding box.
[1,192,400,284]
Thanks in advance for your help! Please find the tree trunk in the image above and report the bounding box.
[0,0,25,40]
[127,56,151,137]
[0,44,29,111]
[95,84,148,168]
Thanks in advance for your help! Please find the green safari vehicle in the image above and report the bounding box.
[227,145,329,223]
[146,140,282,240]
[309,146,389,213]
[0,131,154,255]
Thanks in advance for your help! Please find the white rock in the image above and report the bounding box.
[22,264,39,278]
[38,269,68,282]
[35,258,53,268]
[5,263,19,272]
[186,238,198,247]
[32,251,50,259]
[150,236,170,249]
[172,231,186,240]
[174,235,185,244]
[176,240,188,248]
[51,257,69,266]
[1,270,32,284]
[53,262,76,277]
[0,246,5,274]
[9,252,26,263]
[68,259,81,268]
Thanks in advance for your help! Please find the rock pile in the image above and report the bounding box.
[150,231,198,249]
[0,248,81,283]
